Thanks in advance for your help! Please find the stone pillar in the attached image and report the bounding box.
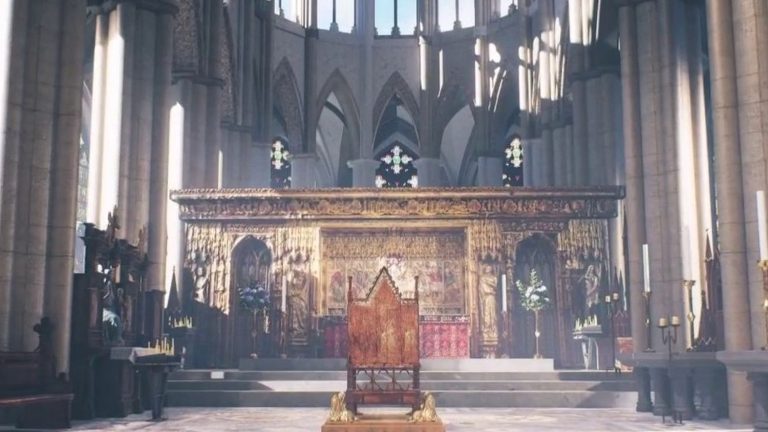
[249,142,272,187]
[634,367,653,412]
[1,0,87,366]
[291,153,318,188]
[669,367,695,420]
[586,75,603,186]
[147,1,178,296]
[552,124,566,186]
[43,0,88,373]
[571,75,589,186]
[695,367,723,420]
[749,373,768,432]
[705,0,754,422]
[476,157,503,187]
[540,127,554,186]
[651,367,672,416]
[413,158,443,187]
[347,159,380,187]
[617,0,648,353]
[564,124,573,186]
[0,0,13,351]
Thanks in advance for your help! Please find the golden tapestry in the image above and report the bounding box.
[322,230,465,315]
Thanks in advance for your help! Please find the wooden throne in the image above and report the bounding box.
[346,268,420,413]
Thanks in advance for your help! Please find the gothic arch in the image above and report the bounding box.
[372,72,421,146]
[314,69,362,181]
[272,58,304,151]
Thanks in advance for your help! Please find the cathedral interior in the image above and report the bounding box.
[1,0,768,430]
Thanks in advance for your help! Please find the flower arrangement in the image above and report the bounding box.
[238,281,271,311]
[516,269,551,311]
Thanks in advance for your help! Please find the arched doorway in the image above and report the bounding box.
[512,234,559,361]
[231,237,273,361]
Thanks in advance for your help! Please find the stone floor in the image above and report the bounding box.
[4,408,750,431]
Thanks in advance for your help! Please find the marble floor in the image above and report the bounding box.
[4,408,750,431]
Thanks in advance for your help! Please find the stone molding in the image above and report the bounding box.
[170,187,624,221]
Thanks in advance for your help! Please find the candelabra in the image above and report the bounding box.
[643,291,654,352]
[605,293,621,373]
[658,316,681,361]
[760,260,768,350]
[682,280,696,350]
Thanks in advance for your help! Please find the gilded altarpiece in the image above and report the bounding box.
[172,187,622,367]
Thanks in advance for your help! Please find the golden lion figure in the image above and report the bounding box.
[410,392,440,423]
[327,392,355,423]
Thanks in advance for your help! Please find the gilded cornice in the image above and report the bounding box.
[171,187,624,222]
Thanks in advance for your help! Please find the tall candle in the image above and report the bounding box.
[681,226,691,280]
[281,275,287,312]
[501,274,507,312]
[758,191,768,260]
[642,244,650,293]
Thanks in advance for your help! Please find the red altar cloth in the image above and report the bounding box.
[322,316,470,358]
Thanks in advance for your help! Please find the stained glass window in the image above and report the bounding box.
[271,139,292,188]
[375,144,418,188]
[503,136,524,187]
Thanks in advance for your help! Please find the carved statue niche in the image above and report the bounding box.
[231,237,273,359]
[286,254,311,342]
[478,261,499,345]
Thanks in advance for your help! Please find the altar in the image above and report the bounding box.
[170,187,622,367]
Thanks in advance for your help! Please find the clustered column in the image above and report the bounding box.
[0,0,88,374]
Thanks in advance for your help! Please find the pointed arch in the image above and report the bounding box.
[372,72,420,144]
[313,69,361,184]
[272,57,304,152]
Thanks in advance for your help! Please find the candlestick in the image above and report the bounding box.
[612,292,619,301]
[658,317,668,328]
[682,226,692,280]
[501,274,507,312]
[604,295,611,303]
[670,315,681,327]
[758,191,768,260]
[642,244,650,293]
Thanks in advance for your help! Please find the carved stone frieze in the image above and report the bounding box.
[185,223,233,312]
[171,187,624,221]
[322,230,465,260]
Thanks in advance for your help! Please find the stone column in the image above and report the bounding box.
[476,157,503,187]
[651,367,672,416]
[571,75,589,186]
[564,124,574,186]
[586,74,603,185]
[0,0,13,351]
[705,0,754,422]
[540,127,554,186]
[552,124,566,186]
[413,158,443,187]
[749,373,768,432]
[634,367,653,412]
[347,159,380,187]
[43,0,89,373]
[147,1,178,296]
[246,142,272,187]
[291,153,318,188]
[617,0,648,353]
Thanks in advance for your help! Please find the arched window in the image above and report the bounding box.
[271,138,292,188]
[503,136,524,187]
[375,144,418,188]
[437,0,474,31]
[375,0,418,36]
[318,0,356,32]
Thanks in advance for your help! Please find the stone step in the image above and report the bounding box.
[171,370,632,382]
[166,389,637,409]
[167,379,635,392]
[238,358,556,372]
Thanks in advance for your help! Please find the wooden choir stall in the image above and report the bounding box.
[69,217,179,420]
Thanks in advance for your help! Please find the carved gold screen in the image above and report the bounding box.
[322,230,465,316]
